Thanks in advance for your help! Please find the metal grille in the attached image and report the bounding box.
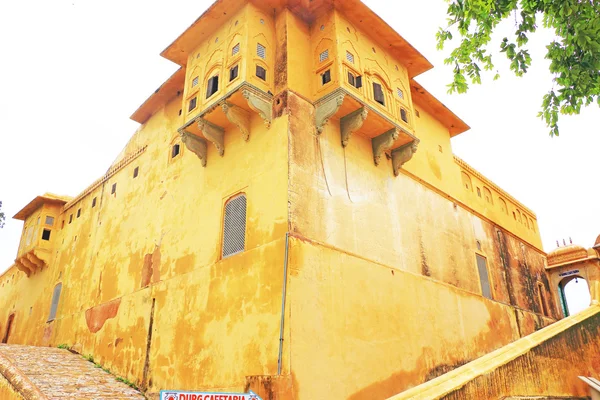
[476,255,492,299]
[320,49,329,62]
[257,43,266,59]
[48,283,62,322]
[397,88,404,99]
[192,76,199,87]
[346,51,354,63]
[232,43,240,56]
[222,194,247,258]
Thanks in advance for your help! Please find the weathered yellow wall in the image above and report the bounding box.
[0,374,23,400]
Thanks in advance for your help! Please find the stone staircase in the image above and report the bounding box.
[0,344,145,399]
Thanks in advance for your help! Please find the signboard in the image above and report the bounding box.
[559,269,580,278]
[160,390,262,400]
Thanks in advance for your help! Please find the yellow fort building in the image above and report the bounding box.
[1,0,600,399]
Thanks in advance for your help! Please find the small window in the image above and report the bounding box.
[321,70,331,85]
[415,110,420,118]
[206,76,219,98]
[192,76,199,87]
[256,65,267,81]
[222,194,247,258]
[189,97,197,112]
[348,72,362,89]
[69,215,73,224]
[320,49,329,63]
[476,240,482,251]
[397,88,404,99]
[61,220,65,229]
[400,108,408,123]
[133,167,139,178]
[42,229,51,241]
[346,51,355,64]
[537,282,549,317]
[48,283,62,322]
[513,211,517,220]
[111,183,117,195]
[232,43,240,56]
[172,144,181,159]
[178,109,182,116]
[45,216,55,226]
[77,209,81,218]
[477,187,481,197]
[476,254,492,299]
[230,65,239,82]
[373,83,385,106]
[257,43,266,59]
[92,197,97,208]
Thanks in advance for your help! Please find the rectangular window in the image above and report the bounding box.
[400,108,408,123]
[133,167,139,178]
[476,254,492,299]
[189,97,197,111]
[222,194,247,258]
[206,76,219,98]
[397,88,404,99]
[321,70,331,85]
[256,65,266,81]
[48,283,62,322]
[232,43,240,56]
[45,216,55,226]
[346,51,355,64]
[230,65,239,82]
[373,83,385,106]
[92,197,97,208]
[61,220,65,229]
[348,72,362,89]
[257,43,266,59]
[77,209,81,218]
[192,76,199,87]
[172,144,181,158]
[42,229,51,241]
[320,49,329,63]
[477,187,482,197]
[69,215,73,224]
[111,183,117,195]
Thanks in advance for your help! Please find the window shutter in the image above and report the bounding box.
[230,65,239,82]
[400,108,408,123]
[373,83,385,105]
[322,70,331,85]
[48,283,62,322]
[348,72,355,87]
[188,97,197,111]
[355,76,363,88]
[256,66,267,81]
[222,195,247,258]
[476,255,492,299]
[206,76,219,99]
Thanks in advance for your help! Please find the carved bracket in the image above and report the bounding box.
[340,107,368,147]
[222,102,251,141]
[315,94,345,135]
[243,90,272,128]
[180,131,208,167]
[392,141,419,176]
[198,119,225,157]
[372,129,399,166]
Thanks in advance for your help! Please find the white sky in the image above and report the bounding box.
[0,0,596,310]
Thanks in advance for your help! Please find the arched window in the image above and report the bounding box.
[498,198,508,214]
[48,283,62,322]
[461,172,473,192]
[483,187,493,204]
[222,194,247,258]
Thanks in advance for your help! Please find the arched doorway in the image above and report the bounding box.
[558,275,591,317]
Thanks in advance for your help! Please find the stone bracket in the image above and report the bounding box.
[222,102,251,141]
[392,141,419,176]
[372,129,399,166]
[340,107,368,147]
[316,93,345,135]
[180,131,208,167]
[243,90,272,128]
[198,119,225,157]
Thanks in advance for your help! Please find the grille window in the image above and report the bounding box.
[192,76,199,87]
[256,65,267,81]
[232,43,240,56]
[346,51,355,64]
[222,194,247,258]
[476,255,492,299]
[230,65,239,82]
[400,108,408,123]
[206,76,219,99]
[257,43,266,59]
[397,88,404,99]
[320,49,329,63]
[373,83,385,106]
[189,97,197,111]
[45,216,55,226]
[321,70,331,85]
[48,283,62,322]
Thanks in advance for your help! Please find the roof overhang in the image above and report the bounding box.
[130,67,186,124]
[410,80,470,137]
[160,0,432,78]
[13,194,71,221]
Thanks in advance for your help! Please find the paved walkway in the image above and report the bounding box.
[0,344,145,399]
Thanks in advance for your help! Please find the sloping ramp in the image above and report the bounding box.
[388,305,600,400]
[0,344,144,399]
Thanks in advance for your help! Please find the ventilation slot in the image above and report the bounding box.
[257,43,266,59]
[346,51,355,64]
[232,43,240,56]
[320,49,329,63]
[192,76,199,87]
[222,195,247,258]
[397,88,404,99]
